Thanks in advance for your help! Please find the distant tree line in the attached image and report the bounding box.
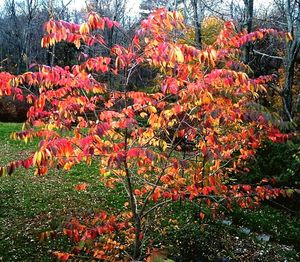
[0,0,299,123]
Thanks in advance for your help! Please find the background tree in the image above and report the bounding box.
[242,0,254,63]
[0,0,39,73]
[280,0,300,121]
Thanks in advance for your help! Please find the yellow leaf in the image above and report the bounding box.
[10,132,17,140]
[74,39,81,49]
[33,151,43,166]
[79,23,89,35]
[287,32,293,41]
[103,171,111,177]
[210,49,217,59]
[140,112,148,118]
[160,140,168,151]
[44,148,52,159]
[207,91,214,100]
[174,46,184,63]
[63,162,73,170]
[147,106,157,114]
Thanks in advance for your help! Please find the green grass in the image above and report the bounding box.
[0,123,127,261]
[0,171,126,261]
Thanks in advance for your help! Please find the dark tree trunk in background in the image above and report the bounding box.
[191,0,202,48]
[282,0,300,121]
[283,44,296,121]
[243,0,254,64]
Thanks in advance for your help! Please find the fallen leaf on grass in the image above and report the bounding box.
[74,183,88,191]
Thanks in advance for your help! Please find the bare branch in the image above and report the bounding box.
[253,49,284,60]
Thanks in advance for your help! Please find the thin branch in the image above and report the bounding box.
[253,49,284,60]
[141,199,172,219]
[268,199,299,214]
[282,95,294,122]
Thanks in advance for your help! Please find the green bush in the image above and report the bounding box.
[243,139,300,187]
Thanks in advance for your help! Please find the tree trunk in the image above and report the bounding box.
[284,59,294,115]
[283,41,299,121]
[282,0,300,121]
[124,127,142,260]
[191,0,202,48]
[243,0,253,64]
[133,216,142,260]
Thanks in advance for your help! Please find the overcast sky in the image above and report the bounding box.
[0,0,141,18]
[70,0,141,15]
[0,0,273,16]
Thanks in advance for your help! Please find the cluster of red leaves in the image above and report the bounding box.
[0,158,33,176]
[53,211,133,261]
[41,13,119,49]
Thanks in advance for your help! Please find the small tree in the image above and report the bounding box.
[0,8,290,260]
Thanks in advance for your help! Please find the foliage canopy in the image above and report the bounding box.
[0,8,291,260]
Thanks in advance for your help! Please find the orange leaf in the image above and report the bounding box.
[74,183,88,191]
[199,212,205,220]
[53,252,72,261]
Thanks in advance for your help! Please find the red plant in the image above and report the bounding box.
[0,8,291,260]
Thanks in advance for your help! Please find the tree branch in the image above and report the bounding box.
[253,49,284,60]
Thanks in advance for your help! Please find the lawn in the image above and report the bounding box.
[0,123,299,261]
[0,123,127,261]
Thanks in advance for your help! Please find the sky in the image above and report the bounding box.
[69,0,274,22]
[69,0,272,13]
[69,0,141,15]
[0,0,273,16]
[0,0,141,15]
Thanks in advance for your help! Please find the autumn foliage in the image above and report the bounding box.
[0,8,291,260]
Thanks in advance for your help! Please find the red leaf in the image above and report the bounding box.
[199,212,205,220]
[208,176,216,186]
[127,148,141,158]
[105,18,114,29]
[53,252,72,261]
[134,189,142,196]
[152,189,161,202]
[202,187,210,195]
[242,185,251,192]
[74,183,88,191]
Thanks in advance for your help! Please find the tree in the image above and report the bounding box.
[0,0,33,73]
[191,0,203,47]
[0,8,290,260]
[140,0,178,17]
[229,0,299,122]
[242,0,254,63]
[280,0,300,121]
[0,0,75,73]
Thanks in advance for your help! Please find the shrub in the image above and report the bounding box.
[0,8,291,260]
